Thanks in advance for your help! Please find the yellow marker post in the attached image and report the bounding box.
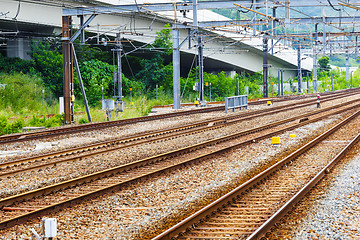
[267,101,272,106]
[290,134,297,138]
[272,137,280,145]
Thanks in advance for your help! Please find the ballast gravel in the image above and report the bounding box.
[0,111,348,239]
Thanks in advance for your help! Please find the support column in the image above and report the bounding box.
[198,36,204,102]
[116,32,123,103]
[263,37,269,98]
[278,70,281,97]
[79,15,85,44]
[346,50,349,86]
[172,27,181,109]
[307,72,310,93]
[281,70,284,96]
[297,45,302,93]
[331,73,334,91]
[271,7,276,55]
[313,23,318,93]
[62,16,74,124]
[236,78,239,96]
[323,17,326,55]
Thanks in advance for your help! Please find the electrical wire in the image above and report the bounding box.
[238,0,254,13]
[12,0,21,20]
[327,0,341,11]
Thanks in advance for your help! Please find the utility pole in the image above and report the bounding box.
[313,23,318,92]
[281,70,284,96]
[278,70,281,97]
[193,0,205,104]
[307,72,310,93]
[116,32,123,113]
[198,36,204,103]
[346,50,349,85]
[62,16,74,124]
[271,7,276,55]
[331,73,334,91]
[236,78,239,96]
[297,44,302,93]
[263,37,269,98]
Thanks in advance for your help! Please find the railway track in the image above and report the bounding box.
[0,97,359,230]
[1,89,358,173]
[0,88,358,145]
[1,94,359,180]
[152,110,360,240]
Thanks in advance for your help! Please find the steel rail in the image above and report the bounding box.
[248,121,360,239]
[1,90,354,172]
[0,88,358,144]
[152,110,360,240]
[0,103,359,230]
[1,96,359,178]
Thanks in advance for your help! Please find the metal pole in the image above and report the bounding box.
[263,37,269,98]
[346,50,349,85]
[42,89,45,117]
[307,72,309,93]
[62,16,74,124]
[331,73,334,91]
[198,36,204,102]
[323,16,326,55]
[252,0,256,35]
[297,45,302,93]
[281,70,284,96]
[351,71,353,89]
[278,70,281,97]
[193,0,198,29]
[156,84,158,99]
[271,7,276,55]
[116,32,123,103]
[313,23,318,92]
[172,27,181,109]
[72,44,92,122]
[210,83,211,102]
[236,78,239,96]
[80,15,85,44]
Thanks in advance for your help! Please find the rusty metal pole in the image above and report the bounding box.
[62,16,74,124]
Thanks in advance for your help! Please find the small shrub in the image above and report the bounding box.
[78,118,89,124]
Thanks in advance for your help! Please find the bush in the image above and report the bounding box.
[78,118,89,124]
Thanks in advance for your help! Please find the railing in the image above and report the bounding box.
[225,95,248,113]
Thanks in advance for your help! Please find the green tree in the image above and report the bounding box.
[318,56,331,72]
[136,24,173,92]
[30,41,63,97]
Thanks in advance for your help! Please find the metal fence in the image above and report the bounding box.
[225,95,248,113]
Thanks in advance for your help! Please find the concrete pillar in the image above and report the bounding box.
[6,38,31,60]
[172,27,181,109]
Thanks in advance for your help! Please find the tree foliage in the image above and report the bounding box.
[30,41,63,97]
[318,56,331,72]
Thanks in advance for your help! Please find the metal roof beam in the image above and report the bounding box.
[174,16,360,29]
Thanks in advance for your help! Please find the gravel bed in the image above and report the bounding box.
[268,145,360,239]
[0,109,350,239]
[0,103,343,198]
